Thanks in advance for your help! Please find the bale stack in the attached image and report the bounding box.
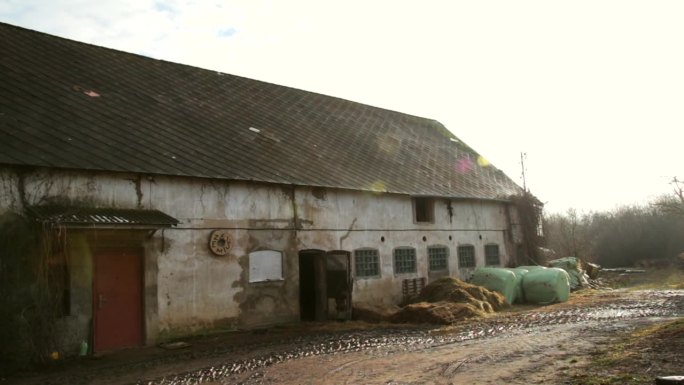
[521,267,571,304]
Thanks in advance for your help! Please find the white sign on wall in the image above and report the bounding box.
[249,250,283,283]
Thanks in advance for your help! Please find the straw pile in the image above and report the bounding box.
[390,302,486,325]
[390,277,506,325]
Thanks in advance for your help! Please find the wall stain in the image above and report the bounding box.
[129,174,143,209]
[232,228,299,328]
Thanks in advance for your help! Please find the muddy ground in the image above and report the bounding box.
[2,287,683,385]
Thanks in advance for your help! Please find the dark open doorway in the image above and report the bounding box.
[299,249,352,321]
[299,249,326,321]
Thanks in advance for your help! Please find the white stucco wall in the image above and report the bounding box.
[0,167,517,342]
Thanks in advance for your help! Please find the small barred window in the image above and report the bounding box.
[485,244,501,266]
[393,247,417,274]
[428,246,449,272]
[458,245,476,268]
[354,249,380,277]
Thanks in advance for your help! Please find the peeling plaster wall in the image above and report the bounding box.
[153,181,298,333]
[0,167,301,339]
[0,166,517,344]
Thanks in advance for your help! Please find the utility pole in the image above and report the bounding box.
[520,152,528,191]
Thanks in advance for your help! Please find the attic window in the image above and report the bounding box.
[413,197,434,223]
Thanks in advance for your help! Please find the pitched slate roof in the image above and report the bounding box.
[0,23,523,200]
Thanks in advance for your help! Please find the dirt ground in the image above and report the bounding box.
[2,272,682,385]
[226,319,630,385]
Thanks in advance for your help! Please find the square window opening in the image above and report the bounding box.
[413,197,434,223]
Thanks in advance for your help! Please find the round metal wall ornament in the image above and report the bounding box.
[209,230,232,256]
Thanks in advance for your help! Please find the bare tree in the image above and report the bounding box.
[655,177,684,216]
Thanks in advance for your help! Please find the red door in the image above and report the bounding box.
[93,249,143,352]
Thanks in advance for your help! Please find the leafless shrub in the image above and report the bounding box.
[0,213,65,374]
[509,191,545,265]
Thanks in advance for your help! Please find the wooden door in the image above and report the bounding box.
[93,249,143,352]
[326,251,352,320]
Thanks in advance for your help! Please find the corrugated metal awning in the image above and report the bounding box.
[27,206,179,228]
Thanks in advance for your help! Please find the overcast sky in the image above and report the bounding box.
[2,1,682,214]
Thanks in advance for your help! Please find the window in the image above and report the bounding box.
[354,249,380,277]
[485,244,501,266]
[393,247,417,274]
[413,197,434,223]
[428,246,449,272]
[458,245,476,268]
[249,250,283,282]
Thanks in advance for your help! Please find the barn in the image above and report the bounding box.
[0,22,534,355]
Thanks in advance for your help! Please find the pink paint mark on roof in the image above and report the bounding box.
[455,157,474,173]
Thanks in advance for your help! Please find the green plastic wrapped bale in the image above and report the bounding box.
[516,265,547,271]
[470,267,517,305]
[505,268,528,303]
[521,267,570,304]
[548,257,589,290]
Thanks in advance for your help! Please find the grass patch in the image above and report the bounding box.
[631,317,684,339]
[568,317,684,385]
[569,372,651,385]
[629,269,684,290]
[600,269,684,290]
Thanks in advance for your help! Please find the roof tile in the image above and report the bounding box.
[0,22,523,200]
